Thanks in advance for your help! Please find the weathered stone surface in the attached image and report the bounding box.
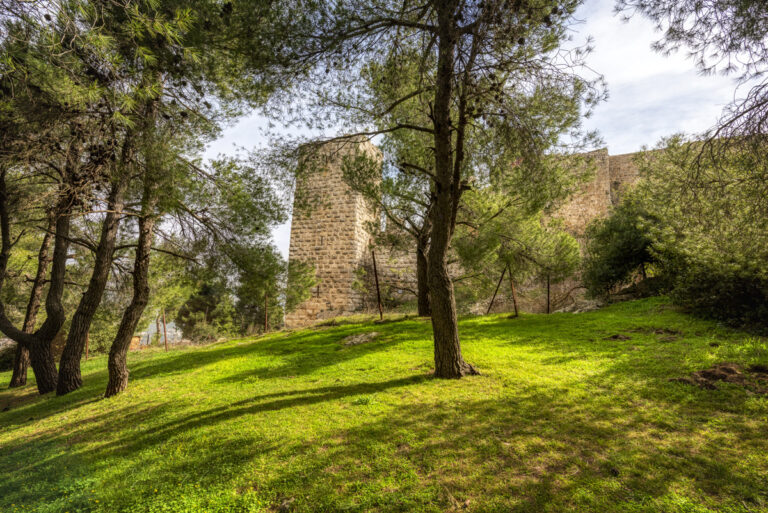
[285,140,381,328]
[342,332,379,346]
[286,145,642,326]
[556,150,641,237]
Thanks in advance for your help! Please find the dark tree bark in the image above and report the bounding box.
[105,188,157,398]
[2,209,71,394]
[546,274,551,314]
[507,266,519,318]
[57,179,126,395]
[29,192,74,394]
[428,1,477,379]
[9,347,30,388]
[415,210,432,317]
[0,168,74,394]
[8,212,55,388]
[416,243,430,317]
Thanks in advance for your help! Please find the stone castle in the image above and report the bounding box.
[285,141,642,328]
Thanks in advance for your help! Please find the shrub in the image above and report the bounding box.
[582,196,660,298]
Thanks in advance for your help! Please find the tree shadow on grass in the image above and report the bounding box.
[128,321,430,384]
[0,322,425,420]
[0,373,433,510]
[18,386,761,513]
[3,301,766,511]
[246,393,767,512]
[108,374,430,452]
[2,360,766,512]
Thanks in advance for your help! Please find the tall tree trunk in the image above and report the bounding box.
[415,214,431,317]
[8,213,55,388]
[105,190,157,398]
[23,204,71,395]
[26,340,59,393]
[546,274,551,314]
[416,244,430,316]
[429,2,477,379]
[57,179,126,395]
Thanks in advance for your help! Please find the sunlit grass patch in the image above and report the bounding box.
[1,297,766,512]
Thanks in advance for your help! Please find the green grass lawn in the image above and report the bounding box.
[1,297,767,513]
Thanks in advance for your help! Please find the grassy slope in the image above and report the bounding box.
[1,298,767,513]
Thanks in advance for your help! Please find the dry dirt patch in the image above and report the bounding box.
[629,326,684,342]
[671,362,768,394]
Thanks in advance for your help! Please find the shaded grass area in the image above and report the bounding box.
[1,297,767,513]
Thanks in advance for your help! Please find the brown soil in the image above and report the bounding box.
[670,362,768,394]
[605,334,632,341]
[629,326,683,342]
[653,328,681,336]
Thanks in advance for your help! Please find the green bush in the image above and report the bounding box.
[665,255,768,328]
[584,135,768,329]
[582,196,660,298]
[0,344,15,372]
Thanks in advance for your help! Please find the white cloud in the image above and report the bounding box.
[574,0,737,153]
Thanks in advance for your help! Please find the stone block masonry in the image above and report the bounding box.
[285,140,381,328]
[286,143,643,326]
[556,149,642,237]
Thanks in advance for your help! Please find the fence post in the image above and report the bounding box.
[162,308,168,351]
[371,249,383,320]
[487,267,507,315]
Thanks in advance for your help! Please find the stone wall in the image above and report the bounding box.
[556,149,612,236]
[284,140,381,328]
[286,145,643,326]
[492,150,643,313]
[554,149,642,237]
[608,152,642,206]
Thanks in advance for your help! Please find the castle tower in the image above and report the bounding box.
[285,139,381,328]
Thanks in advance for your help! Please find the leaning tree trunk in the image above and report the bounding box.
[428,5,477,379]
[57,180,125,395]
[105,195,157,398]
[29,196,74,395]
[17,207,70,395]
[9,213,55,388]
[0,169,71,394]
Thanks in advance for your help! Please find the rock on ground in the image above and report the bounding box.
[342,332,379,346]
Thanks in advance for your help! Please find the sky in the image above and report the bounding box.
[204,0,740,259]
